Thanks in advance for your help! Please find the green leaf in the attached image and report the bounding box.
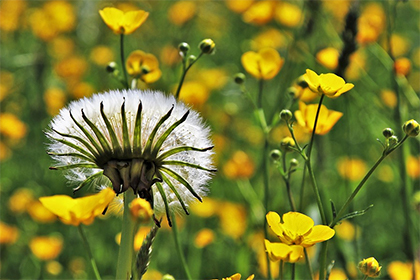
[162,160,216,173]
[120,100,131,156]
[335,204,374,225]
[143,105,174,156]
[156,146,214,162]
[159,171,190,215]
[155,182,172,227]
[133,101,143,156]
[160,166,202,202]
[69,110,104,155]
[151,110,189,158]
[49,163,99,170]
[99,102,123,156]
[73,171,104,193]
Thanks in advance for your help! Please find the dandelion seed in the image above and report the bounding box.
[46,89,215,222]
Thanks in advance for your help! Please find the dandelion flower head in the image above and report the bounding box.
[46,89,215,220]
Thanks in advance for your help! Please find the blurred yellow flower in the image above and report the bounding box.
[48,36,75,59]
[197,68,228,90]
[218,201,247,239]
[8,188,34,214]
[225,0,254,13]
[390,34,410,58]
[294,101,343,135]
[0,113,27,140]
[223,150,255,179]
[142,269,163,280]
[305,69,354,98]
[54,56,88,80]
[39,188,115,226]
[274,2,303,28]
[394,57,411,76]
[242,1,275,25]
[322,0,351,21]
[69,82,95,99]
[251,28,287,50]
[316,47,340,70]
[337,157,367,181]
[99,7,149,35]
[160,45,182,66]
[30,236,63,260]
[241,48,284,80]
[220,273,254,280]
[44,88,67,116]
[265,211,335,263]
[0,221,19,244]
[45,260,63,276]
[27,201,57,223]
[407,155,420,179]
[387,260,420,280]
[335,220,359,241]
[168,1,196,26]
[0,0,26,32]
[129,198,153,222]
[90,46,115,66]
[358,257,381,278]
[314,268,348,280]
[357,3,385,45]
[190,197,219,218]
[0,141,11,161]
[116,226,151,251]
[126,50,162,83]
[194,228,215,248]
[177,81,209,108]
[380,89,397,108]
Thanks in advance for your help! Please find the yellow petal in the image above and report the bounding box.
[122,10,149,35]
[334,83,354,97]
[264,239,292,261]
[305,69,320,93]
[319,73,345,96]
[126,50,146,76]
[142,69,162,84]
[259,48,283,80]
[266,211,283,236]
[318,110,343,135]
[230,273,242,280]
[99,7,124,34]
[281,212,314,236]
[241,51,261,79]
[39,195,77,222]
[302,225,335,247]
[288,245,304,262]
[294,110,306,128]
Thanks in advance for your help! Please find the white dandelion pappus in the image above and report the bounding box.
[46,89,215,224]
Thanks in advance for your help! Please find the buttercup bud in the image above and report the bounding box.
[402,119,419,137]
[234,73,246,84]
[178,42,190,54]
[270,149,282,161]
[382,128,394,138]
[358,257,381,278]
[280,109,293,122]
[199,39,216,54]
[280,137,295,152]
[106,61,117,73]
[290,158,299,167]
[162,274,175,280]
[387,135,399,148]
[296,76,308,88]
[187,55,196,64]
[286,87,298,98]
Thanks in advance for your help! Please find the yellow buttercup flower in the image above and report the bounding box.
[39,188,115,226]
[304,69,354,98]
[99,7,149,35]
[30,236,63,260]
[265,211,335,263]
[219,273,255,280]
[294,101,343,135]
[241,48,284,80]
[129,198,153,222]
[0,221,19,244]
[194,228,215,248]
[126,50,162,83]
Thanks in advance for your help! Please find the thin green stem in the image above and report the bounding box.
[78,225,102,280]
[304,248,314,280]
[291,263,296,280]
[362,275,369,280]
[175,52,204,100]
[171,212,193,280]
[282,152,296,211]
[298,165,308,211]
[318,241,328,280]
[116,190,137,280]
[263,138,273,280]
[279,260,284,280]
[120,34,129,89]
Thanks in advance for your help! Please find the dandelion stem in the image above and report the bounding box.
[77,225,102,280]
[120,34,129,89]
[116,190,137,280]
[171,212,193,280]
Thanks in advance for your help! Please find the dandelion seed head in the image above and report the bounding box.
[46,89,214,215]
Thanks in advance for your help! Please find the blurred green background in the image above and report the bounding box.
[1,0,419,279]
